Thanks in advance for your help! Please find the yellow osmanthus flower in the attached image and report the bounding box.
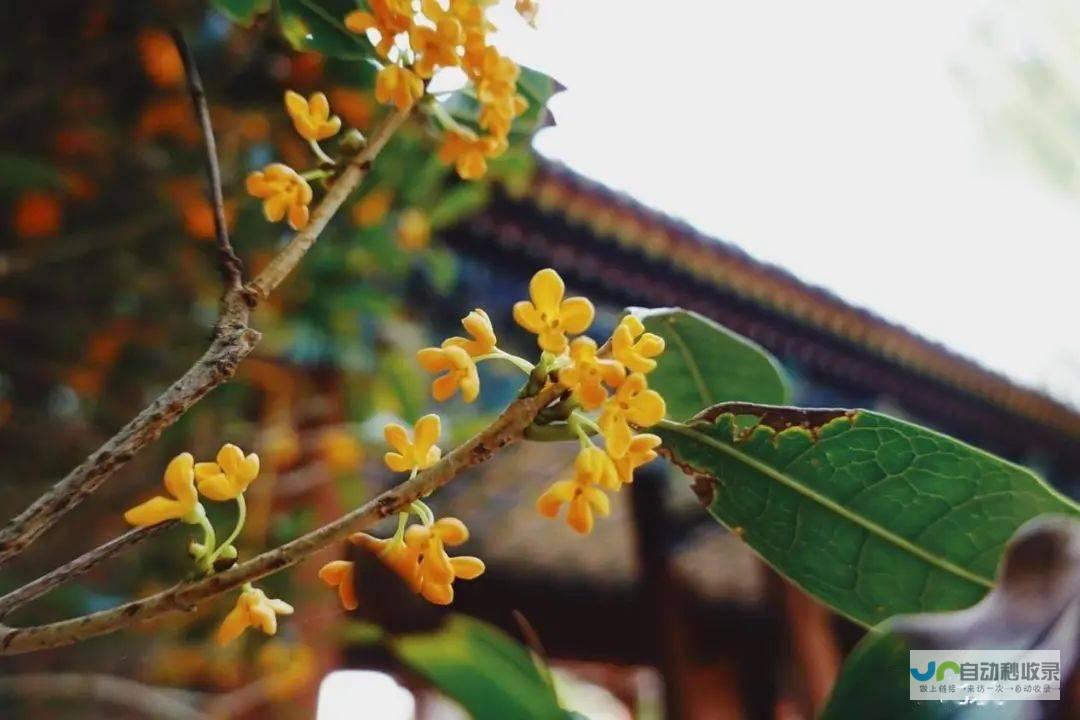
[478,96,527,140]
[473,46,520,103]
[396,208,431,251]
[422,0,494,35]
[353,187,394,227]
[318,427,364,473]
[612,315,666,373]
[195,443,261,501]
[375,65,425,111]
[245,163,313,230]
[124,453,201,526]
[444,308,497,357]
[559,336,626,411]
[613,433,662,485]
[216,587,294,645]
[416,343,480,403]
[437,129,506,180]
[345,0,415,56]
[409,17,464,78]
[537,446,617,534]
[403,517,485,605]
[350,532,423,592]
[598,373,666,459]
[513,268,595,354]
[515,0,539,26]
[317,560,359,611]
[257,642,317,701]
[284,90,342,142]
[383,414,442,472]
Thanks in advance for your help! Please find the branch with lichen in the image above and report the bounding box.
[0,381,564,655]
[0,673,205,720]
[0,52,412,569]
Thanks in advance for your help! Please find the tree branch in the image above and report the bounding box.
[0,521,175,619]
[0,87,411,567]
[171,28,243,291]
[0,673,205,720]
[0,382,563,655]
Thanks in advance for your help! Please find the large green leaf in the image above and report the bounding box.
[823,516,1080,720]
[211,0,271,25]
[276,0,372,59]
[629,307,790,421]
[391,615,576,720]
[654,404,1079,627]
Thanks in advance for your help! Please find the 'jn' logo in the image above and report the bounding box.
[910,660,961,682]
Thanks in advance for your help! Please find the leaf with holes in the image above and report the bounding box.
[628,307,790,421]
[654,404,1079,627]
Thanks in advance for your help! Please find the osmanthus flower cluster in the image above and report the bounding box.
[410,267,667,536]
[124,443,293,644]
[245,90,351,230]
[345,0,530,180]
[318,414,485,608]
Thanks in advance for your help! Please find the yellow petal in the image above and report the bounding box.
[431,374,458,401]
[629,390,666,427]
[284,90,308,120]
[413,414,441,452]
[162,452,196,506]
[216,604,251,645]
[287,202,310,231]
[450,556,485,580]
[123,496,183,526]
[217,443,245,475]
[536,479,576,517]
[318,560,353,586]
[383,423,410,455]
[566,495,594,534]
[309,92,329,121]
[421,581,454,605]
[559,297,594,335]
[344,10,376,32]
[512,301,544,334]
[197,474,241,501]
[529,268,564,314]
[384,451,413,473]
[538,327,567,354]
[423,445,442,468]
[422,542,455,584]
[194,462,224,484]
[249,603,278,635]
[263,195,289,223]
[582,485,610,516]
[433,517,469,545]
[417,347,453,373]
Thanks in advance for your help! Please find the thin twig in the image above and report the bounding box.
[171,28,243,291]
[0,381,563,655]
[0,96,410,567]
[0,673,206,720]
[0,521,176,619]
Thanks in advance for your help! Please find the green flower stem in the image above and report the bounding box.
[195,514,217,572]
[410,500,435,526]
[392,511,410,543]
[208,494,246,566]
[569,411,594,450]
[308,139,335,166]
[474,349,535,375]
[300,168,332,181]
[426,98,474,137]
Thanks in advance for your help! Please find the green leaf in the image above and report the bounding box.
[438,66,563,140]
[630,307,790,421]
[429,182,490,230]
[391,615,574,720]
[276,0,372,59]
[823,516,1080,720]
[512,65,563,136]
[0,153,64,193]
[211,0,271,25]
[654,405,1080,627]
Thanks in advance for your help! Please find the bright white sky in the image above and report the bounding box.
[488,0,1080,409]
